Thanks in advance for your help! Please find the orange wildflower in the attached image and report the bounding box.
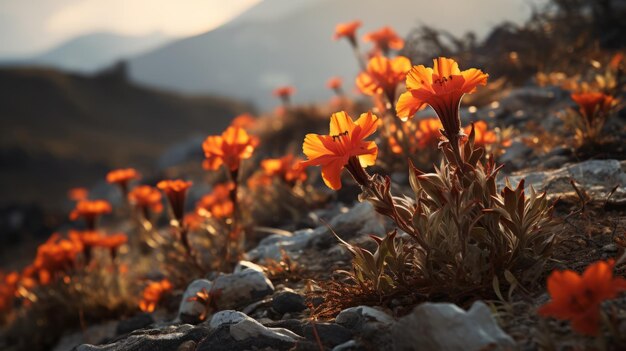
[0,271,19,314]
[128,185,163,217]
[363,26,404,54]
[301,111,378,190]
[327,76,343,91]
[139,279,173,313]
[69,200,112,230]
[538,260,626,336]
[70,230,127,260]
[157,180,192,223]
[196,182,235,219]
[273,86,296,105]
[202,126,257,172]
[67,187,88,202]
[570,92,615,124]
[106,168,140,194]
[415,117,444,149]
[356,56,411,102]
[33,233,83,284]
[396,57,488,148]
[230,113,257,129]
[463,121,497,147]
[333,20,362,44]
[261,154,308,185]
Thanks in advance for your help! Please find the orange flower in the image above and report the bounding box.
[0,271,19,314]
[231,113,257,129]
[69,200,112,230]
[106,168,140,193]
[95,233,128,250]
[463,121,497,147]
[363,26,404,53]
[261,154,308,185]
[327,77,343,91]
[33,233,83,284]
[128,185,163,216]
[356,56,411,102]
[397,57,488,146]
[273,86,296,104]
[157,180,192,222]
[139,279,173,313]
[333,20,362,44]
[196,182,235,219]
[538,260,626,336]
[301,111,378,190]
[416,117,444,149]
[202,126,257,172]
[67,187,88,202]
[570,92,615,124]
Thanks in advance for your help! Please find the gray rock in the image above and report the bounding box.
[336,306,394,330]
[503,159,626,202]
[75,324,210,351]
[333,340,366,351]
[247,202,388,262]
[303,323,353,347]
[116,313,154,336]
[233,260,265,273]
[392,301,515,351]
[272,289,307,314]
[499,141,533,169]
[197,311,306,351]
[178,270,274,323]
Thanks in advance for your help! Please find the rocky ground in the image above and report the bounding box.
[36,84,625,351]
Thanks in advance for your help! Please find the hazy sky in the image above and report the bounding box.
[0,0,260,56]
[0,0,547,58]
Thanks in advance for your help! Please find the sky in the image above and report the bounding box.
[0,0,261,56]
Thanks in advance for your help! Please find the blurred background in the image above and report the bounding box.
[4,0,620,268]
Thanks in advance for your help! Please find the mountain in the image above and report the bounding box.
[0,65,250,208]
[3,32,171,73]
[128,0,540,109]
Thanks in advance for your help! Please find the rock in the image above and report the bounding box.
[116,313,154,335]
[503,159,626,202]
[178,270,274,323]
[272,289,307,314]
[332,340,366,351]
[178,279,213,324]
[335,306,394,350]
[75,324,210,351]
[336,306,394,330]
[247,202,389,262]
[197,311,306,351]
[233,260,265,273]
[54,321,118,351]
[391,301,515,351]
[499,141,533,169]
[303,323,353,347]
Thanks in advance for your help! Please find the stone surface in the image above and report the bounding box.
[178,269,274,323]
[116,313,155,336]
[248,202,388,262]
[303,323,353,347]
[336,306,394,330]
[272,288,307,314]
[392,301,515,351]
[75,324,210,351]
[503,159,626,202]
[197,310,307,351]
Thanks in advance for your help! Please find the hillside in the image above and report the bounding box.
[0,65,250,208]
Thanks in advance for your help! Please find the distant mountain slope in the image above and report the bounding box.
[3,32,171,73]
[129,0,538,109]
[0,66,249,207]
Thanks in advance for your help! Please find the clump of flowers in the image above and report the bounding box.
[69,200,112,230]
[302,57,558,306]
[128,185,163,222]
[195,182,235,220]
[106,168,140,196]
[539,259,626,336]
[363,26,404,56]
[138,279,173,313]
[566,91,618,144]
